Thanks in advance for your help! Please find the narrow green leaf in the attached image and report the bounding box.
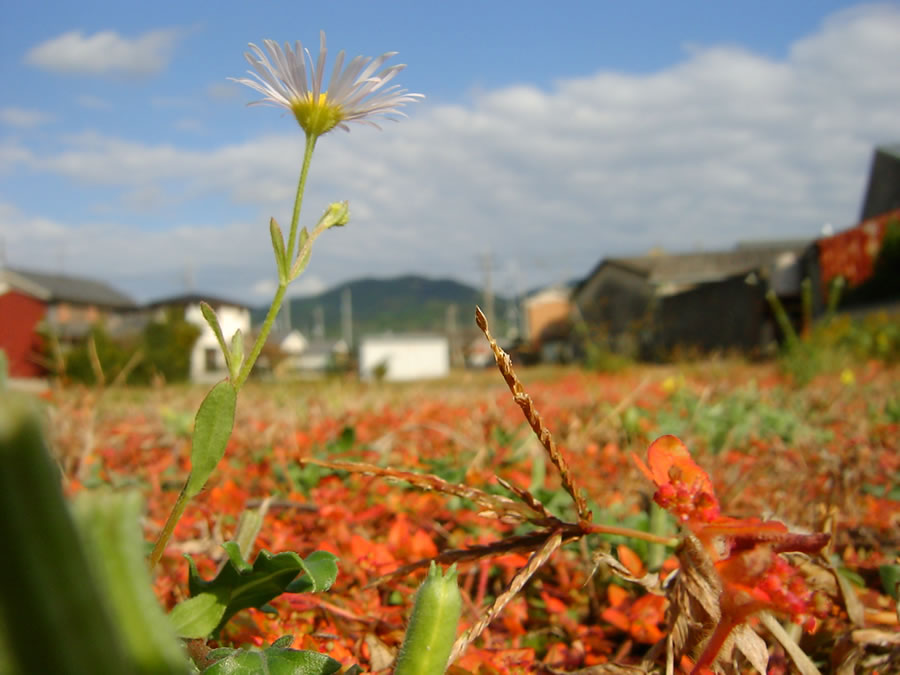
[289,227,311,280]
[228,329,244,380]
[231,499,268,560]
[73,491,188,674]
[199,303,232,374]
[269,217,288,281]
[168,591,228,640]
[0,395,133,674]
[184,381,237,498]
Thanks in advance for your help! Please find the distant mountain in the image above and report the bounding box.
[253,275,512,338]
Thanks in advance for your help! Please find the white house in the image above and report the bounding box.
[146,294,251,383]
[359,334,450,382]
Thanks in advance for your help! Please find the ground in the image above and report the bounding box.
[50,360,899,673]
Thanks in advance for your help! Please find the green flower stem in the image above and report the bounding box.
[148,484,190,570]
[285,133,318,263]
[232,132,318,391]
[232,282,288,391]
[583,522,679,548]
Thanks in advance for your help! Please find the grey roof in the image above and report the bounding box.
[576,241,811,295]
[613,245,809,286]
[5,267,136,309]
[144,293,250,310]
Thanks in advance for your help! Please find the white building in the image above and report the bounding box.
[147,294,251,383]
[359,334,450,382]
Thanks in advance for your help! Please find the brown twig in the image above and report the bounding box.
[298,457,551,525]
[448,530,565,664]
[475,306,592,522]
[367,528,573,588]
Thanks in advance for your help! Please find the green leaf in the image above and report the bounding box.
[202,637,341,675]
[185,381,237,498]
[231,500,268,561]
[199,303,231,373]
[168,589,228,640]
[269,216,288,281]
[228,330,244,380]
[879,564,900,600]
[289,227,311,280]
[285,551,340,593]
[0,394,134,674]
[73,491,188,674]
[175,545,338,638]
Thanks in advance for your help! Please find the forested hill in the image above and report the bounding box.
[253,275,511,337]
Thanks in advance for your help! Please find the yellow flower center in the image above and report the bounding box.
[290,91,344,137]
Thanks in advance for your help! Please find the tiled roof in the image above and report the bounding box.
[5,267,136,309]
[610,244,809,286]
[144,293,250,310]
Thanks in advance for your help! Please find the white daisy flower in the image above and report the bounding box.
[232,31,423,137]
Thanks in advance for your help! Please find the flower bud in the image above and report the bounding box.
[394,562,461,675]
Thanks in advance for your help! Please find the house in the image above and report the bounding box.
[520,285,576,363]
[359,334,450,381]
[296,338,349,374]
[0,270,50,378]
[572,242,810,358]
[860,144,900,221]
[810,207,900,311]
[0,266,137,378]
[145,294,251,383]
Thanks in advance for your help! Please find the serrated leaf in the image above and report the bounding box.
[168,589,229,639]
[182,546,338,636]
[285,551,339,593]
[185,381,237,498]
[202,640,341,675]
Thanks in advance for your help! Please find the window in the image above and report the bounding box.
[204,347,218,372]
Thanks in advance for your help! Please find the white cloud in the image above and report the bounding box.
[206,82,240,100]
[6,5,900,301]
[252,274,327,299]
[0,107,54,128]
[76,95,112,110]
[174,118,204,133]
[25,28,182,77]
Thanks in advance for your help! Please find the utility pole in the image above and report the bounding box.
[445,302,460,367]
[481,252,495,330]
[313,305,325,339]
[341,287,353,349]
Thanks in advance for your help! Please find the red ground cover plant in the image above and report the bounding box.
[634,435,831,672]
[52,347,899,672]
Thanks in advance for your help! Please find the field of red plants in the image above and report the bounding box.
[51,357,898,673]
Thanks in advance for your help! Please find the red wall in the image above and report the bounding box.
[0,290,47,378]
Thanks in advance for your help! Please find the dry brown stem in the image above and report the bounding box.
[448,530,565,664]
[475,306,591,522]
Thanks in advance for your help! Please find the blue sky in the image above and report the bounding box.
[2,1,899,304]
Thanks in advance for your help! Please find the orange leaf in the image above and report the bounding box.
[617,544,646,578]
[540,591,568,615]
[607,584,630,608]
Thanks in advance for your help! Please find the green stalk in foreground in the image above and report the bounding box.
[395,563,462,675]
